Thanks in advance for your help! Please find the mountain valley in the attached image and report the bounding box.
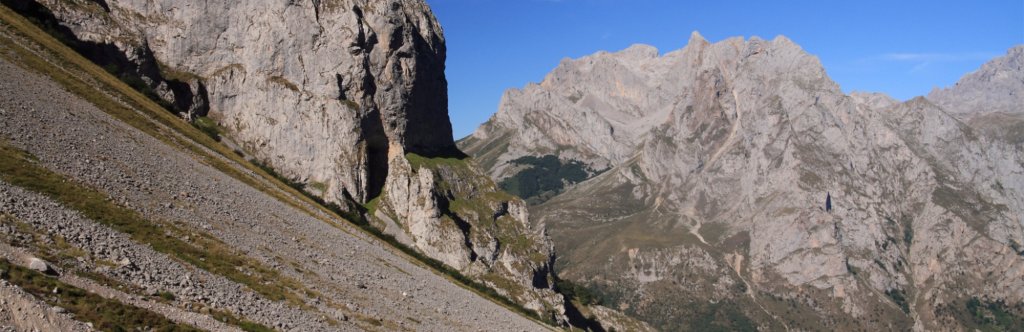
[0,0,1020,331]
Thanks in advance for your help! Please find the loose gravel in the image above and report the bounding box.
[0,50,547,332]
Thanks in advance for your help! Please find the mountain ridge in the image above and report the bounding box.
[462,32,1024,330]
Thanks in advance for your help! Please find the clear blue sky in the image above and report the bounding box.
[426,0,1024,139]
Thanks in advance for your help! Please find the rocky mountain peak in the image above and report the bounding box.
[462,33,840,181]
[928,45,1024,116]
[620,43,661,59]
[463,34,1024,330]
[687,30,708,46]
[850,91,899,110]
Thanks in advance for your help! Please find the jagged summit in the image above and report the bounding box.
[850,91,900,110]
[928,45,1024,116]
[461,37,1024,330]
[462,33,837,179]
[688,30,707,45]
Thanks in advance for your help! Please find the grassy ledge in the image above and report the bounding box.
[0,215,276,332]
[0,258,202,331]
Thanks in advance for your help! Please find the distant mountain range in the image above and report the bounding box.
[461,32,1024,331]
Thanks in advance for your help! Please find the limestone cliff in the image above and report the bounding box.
[9,0,566,321]
[463,33,1024,331]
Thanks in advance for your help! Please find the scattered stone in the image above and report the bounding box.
[27,258,53,275]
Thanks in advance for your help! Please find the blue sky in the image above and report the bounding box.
[426,0,1024,139]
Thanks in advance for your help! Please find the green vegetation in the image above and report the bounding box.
[1,212,276,332]
[209,308,275,332]
[499,155,595,204]
[1010,240,1024,256]
[341,99,360,110]
[885,288,910,314]
[939,297,1024,332]
[0,214,88,265]
[249,159,307,191]
[688,301,757,332]
[903,223,914,245]
[308,181,328,195]
[555,278,602,306]
[405,152,467,170]
[0,258,202,331]
[156,59,201,83]
[192,116,223,141]
[363,195,381,215]
[0,141,311,307]
[963,298,1024,332]
[156,291,176,302]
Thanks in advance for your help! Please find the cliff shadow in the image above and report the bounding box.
[1,0,207,116]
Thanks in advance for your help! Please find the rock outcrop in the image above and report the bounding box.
[928,45,1024,117]
[462,33,1024,331]
[10,0,565,321]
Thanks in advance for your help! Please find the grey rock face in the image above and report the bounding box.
[464,33,1024,330]
[928,45,1024,117]
[28,0,452,204]
[19,0,563,322]
[0,47,551,330]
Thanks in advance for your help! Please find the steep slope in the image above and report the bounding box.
[463,33,1024,331]
[0,5,552,331]
[928,45,1024,146]
[928,45,1024,117]
[3,0,567,320]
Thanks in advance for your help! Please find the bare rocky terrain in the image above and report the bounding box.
[0,273,92,332]
[0,17,550,332]
[462,32,1024,331]
[5,0,568,317]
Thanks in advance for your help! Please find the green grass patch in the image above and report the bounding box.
[364,195,381,215]
[156,59,201,82]
[555,278,602,306]
[498,155,595,204]
[192,116,222,142]
[0,141,310,307]
[0,214,87,264]
[885,288,910,314]
[4,224,279,332]
[939,297,1024,332]
[686,301,757,332]
[308,181,327,194]
[209,308,275,332]
[341,99,359,110]
[963,298,1024,332]
[405,152,467,170]
[0,258,202,331]
[156,290,176,302]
